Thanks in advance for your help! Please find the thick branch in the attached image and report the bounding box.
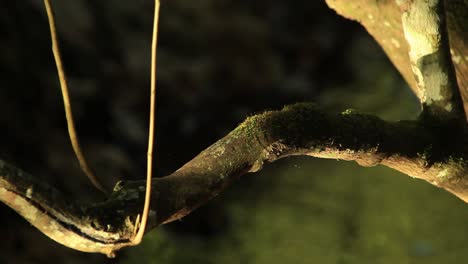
[325,0,468,120]
[398,0,465,121]
[1,103,468,256]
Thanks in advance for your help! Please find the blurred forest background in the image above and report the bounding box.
[0,0,467,263]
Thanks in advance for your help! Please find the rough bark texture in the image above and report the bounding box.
[325,0,468,119]
[1,0,468,258]
[1,103,468,256]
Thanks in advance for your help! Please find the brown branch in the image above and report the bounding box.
[1,103,467,256]
[325,0,468,121]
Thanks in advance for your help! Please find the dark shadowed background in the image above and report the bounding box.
[0,0,467,263]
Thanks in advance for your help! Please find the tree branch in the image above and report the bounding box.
[398,0,465,121]
[1,103,467,256]
[325,0,468,121]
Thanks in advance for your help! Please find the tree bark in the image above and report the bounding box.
[1,103,468,256]
[1,0,468,258]
[325,0,468,119]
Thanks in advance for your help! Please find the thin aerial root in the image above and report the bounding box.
[44,0,107,194]
[131,0,160,245]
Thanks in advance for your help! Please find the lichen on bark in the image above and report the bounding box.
[1,102,468,255]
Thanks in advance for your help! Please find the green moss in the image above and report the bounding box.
[417,144,433,166]
[341,108,358,115]
[234,111,270,138]
[122,158,468,264]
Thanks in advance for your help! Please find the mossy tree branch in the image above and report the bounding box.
[2,0,468,258]
[1,103,468,256]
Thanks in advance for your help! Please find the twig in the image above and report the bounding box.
[131,0,160,247]
[43,0,107,194]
